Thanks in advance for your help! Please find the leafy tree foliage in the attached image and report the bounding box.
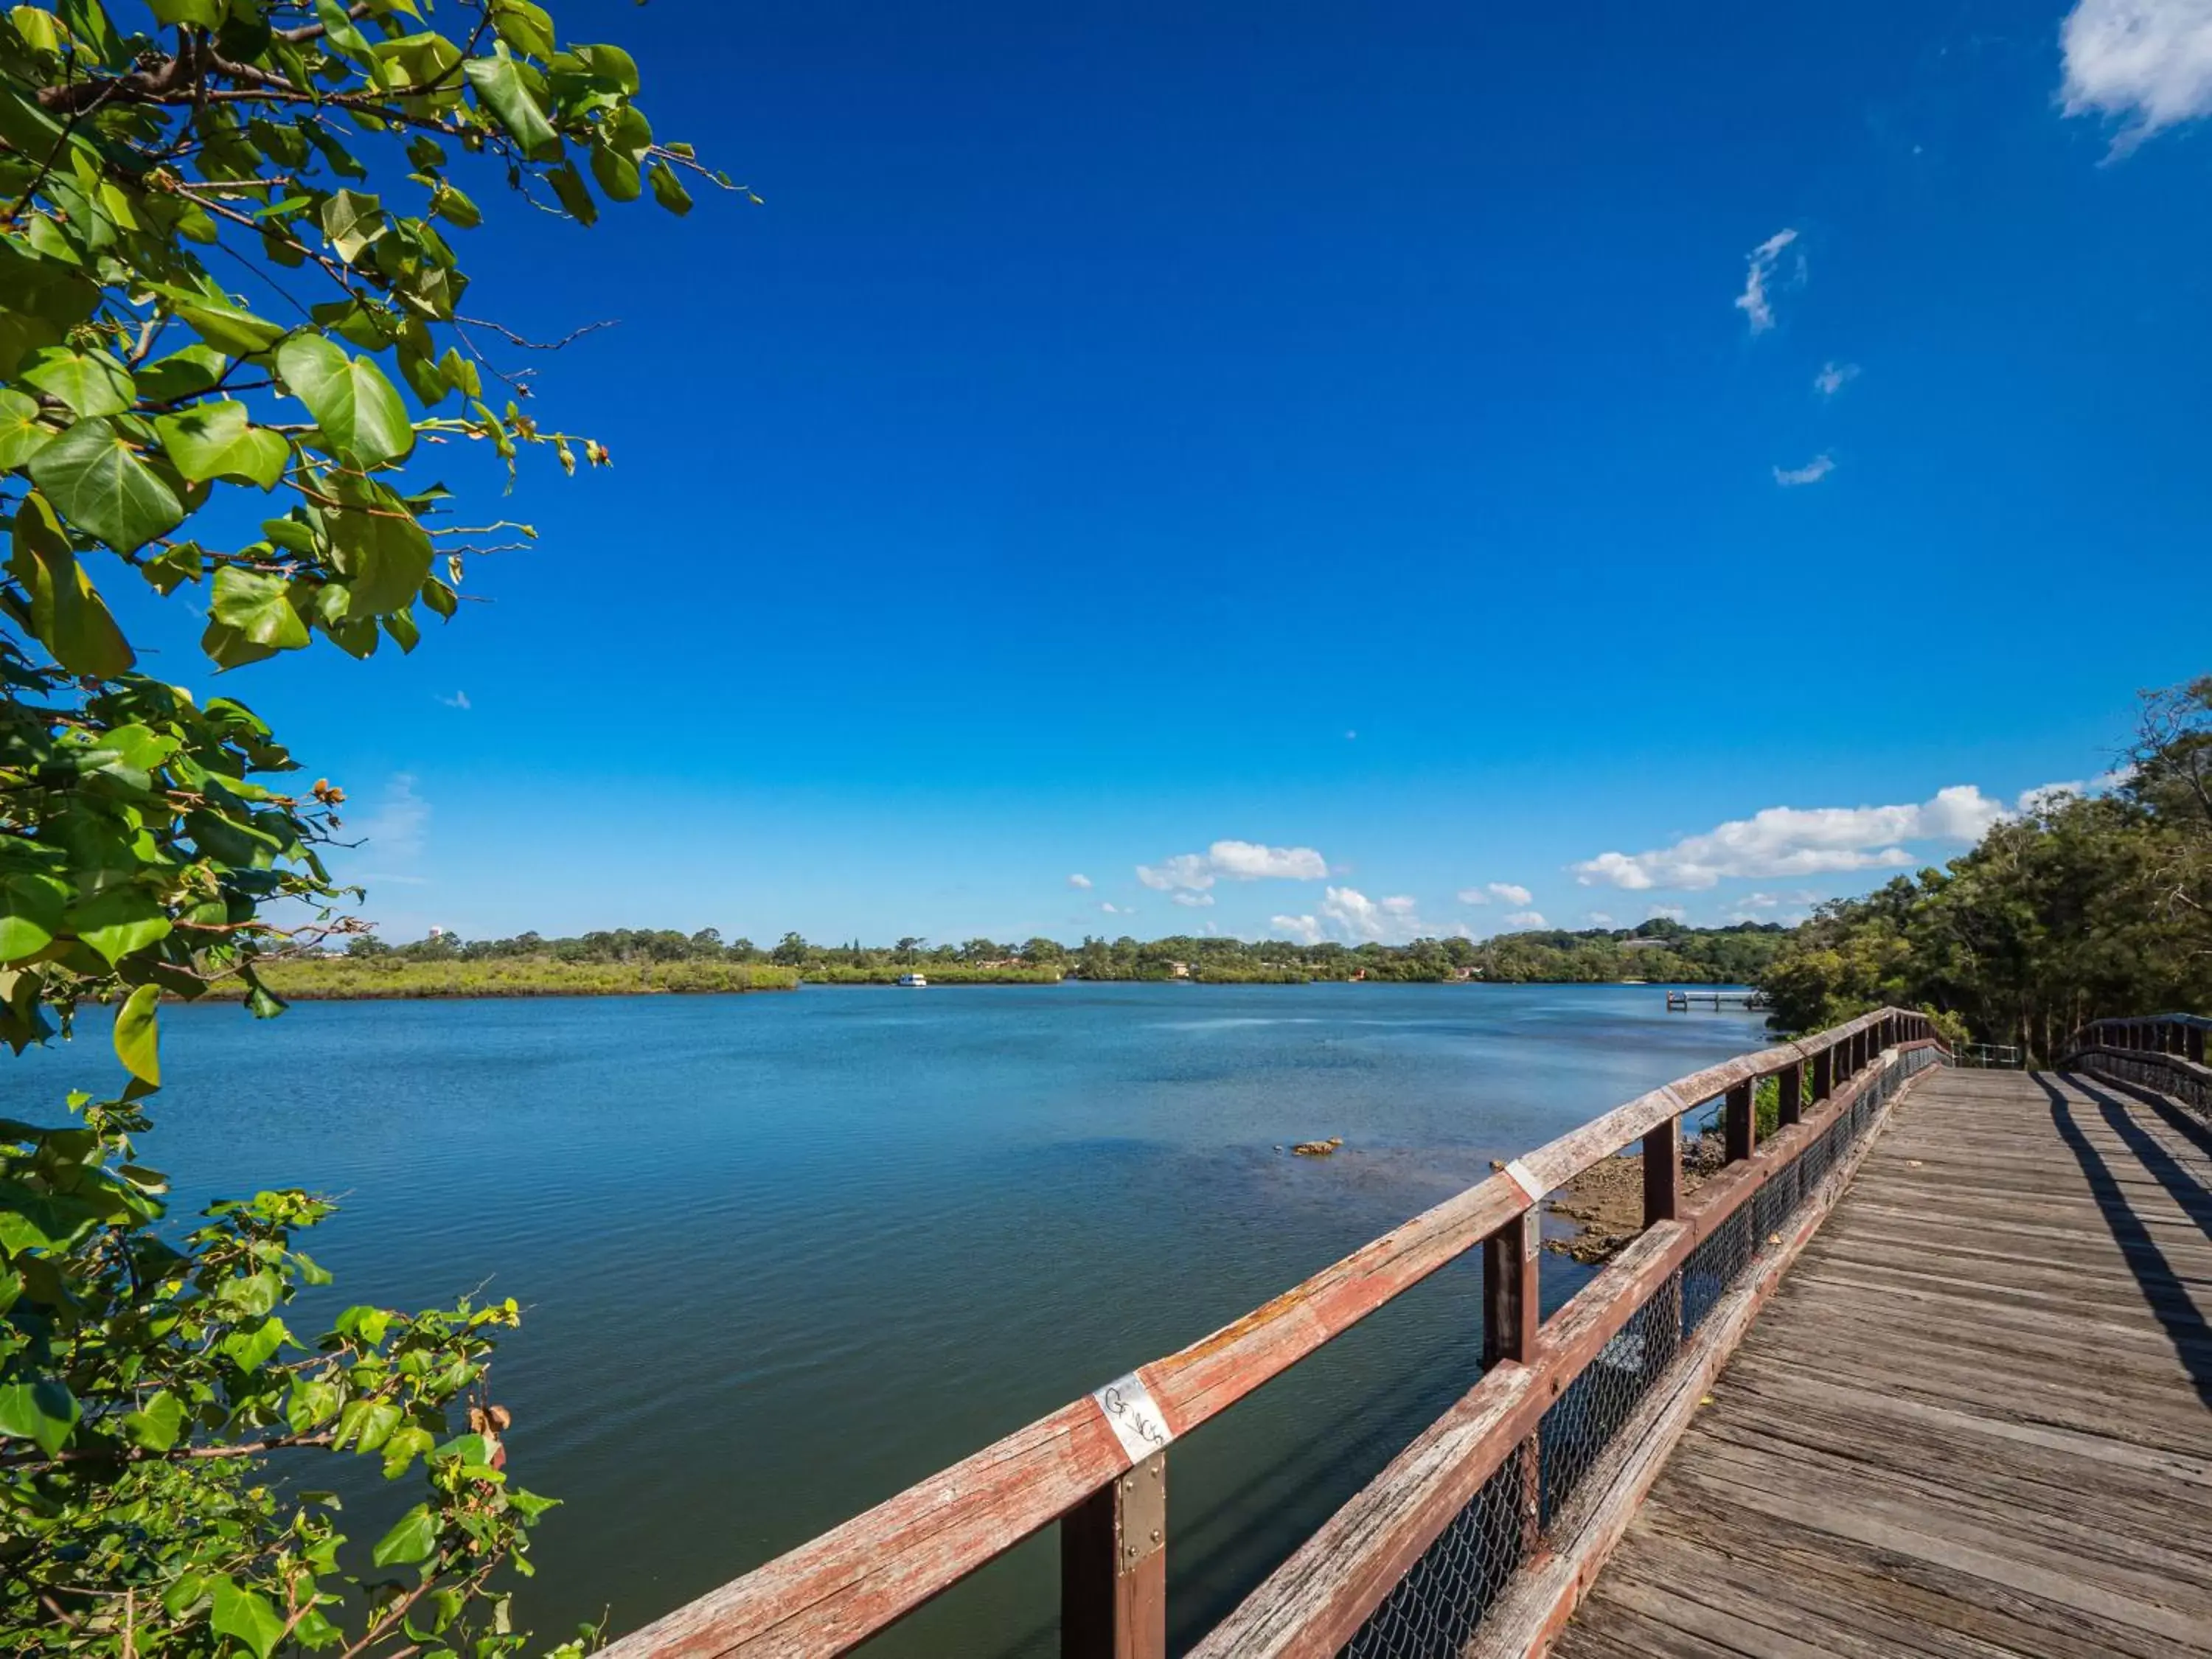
[0,1,723,1650]
[1760,678,2212,1057]
[319,921,1787,987]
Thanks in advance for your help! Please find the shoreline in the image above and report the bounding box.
[191,970,1758,1005]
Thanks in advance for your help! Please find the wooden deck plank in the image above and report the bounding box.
[1555,1068,2212,1659]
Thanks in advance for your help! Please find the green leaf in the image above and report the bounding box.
[286,1377,343,1435]
[7,493,136,674]
[136,344,231,403]
[648,159,693,217]
[122,1388,187,1452]
[546,160,597,226]
[25,418,186,553]
[463,55,561,161]
[113,981,160,1085]
[335,1396,401,1451]
[159,289,289,357]
[491,0,556,58]
[380,1422,435,1478]
[314,0,372,58]
[64,887,172,967]
[156,400,289,489]
[327,487,434,614]
[220,1314,290,1372]
[149,0,224,25]
[0,389,55,468]
[319,189,385,263]
[276,333,415,467]
[570,43,641,95]
[0,871,69,963]
[0,1379,80,1455]
[372,1503,439,1568]
[209,1576,287,1659]
[588,140,641,203]
[206,567,311,661]
[19,347,134,417]
[428,181,481,229]
[243,970,288,1020]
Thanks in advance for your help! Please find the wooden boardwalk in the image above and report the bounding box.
[1554,1065,2212,1659]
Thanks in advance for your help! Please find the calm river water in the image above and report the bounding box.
[11,982,1768,1654]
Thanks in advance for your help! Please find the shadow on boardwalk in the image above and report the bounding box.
[1554,1065,2212,1659]
[2039,1071,2212,1409]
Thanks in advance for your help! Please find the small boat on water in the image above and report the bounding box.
[897,972,928,987]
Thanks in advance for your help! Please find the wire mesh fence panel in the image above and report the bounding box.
[1335,1046,1933,1659]
[1537,1279,1681,1527]
[1680,1203,1754,1340]
[1338,1443,1532,1659]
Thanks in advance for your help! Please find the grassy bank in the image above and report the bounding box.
[235,957,803,1001]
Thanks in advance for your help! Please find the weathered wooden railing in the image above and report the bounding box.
[2067,1012,2211,1115]
[603,1009,1949,1659]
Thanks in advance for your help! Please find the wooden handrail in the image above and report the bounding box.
[1189,1034,1938,1658]
[602,1007,1943,1659]
[2068,1012,2210,1069]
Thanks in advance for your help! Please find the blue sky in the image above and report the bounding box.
[170,1,2212,946]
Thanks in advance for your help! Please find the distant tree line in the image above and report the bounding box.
[346,918,1789,985]
[1760,675,2211,1060]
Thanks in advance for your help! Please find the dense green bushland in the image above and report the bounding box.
[0,1,720,1651]
[250,957,799,1000]
[1761,677,2211,1059]
[332,917,1785,989]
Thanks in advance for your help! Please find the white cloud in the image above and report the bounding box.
[1169,891,1214,908]
[1647,905,1688,922]
[1571,785,2017,891]
[1270,914,1324,945]
[1735,228,1798,334]
[1813,361,1860,397]
[438,690,471,710]
[1136,852,1213,892]
[1587,911,1615,926]
[1773,453,1835,487]
[1208,840,1329,880]
[1137,839,1326,891]
[1503,910,1548,929]
[354,774,429,860]
[1456,880,1533,906]
[2061,0,2212,151]
[1067,873,1093,889]
[1100,901,1129,915]
[1323,887,1430,944]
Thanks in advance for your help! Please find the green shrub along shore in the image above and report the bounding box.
[203,918,1787,999]
[237,958,804,1001]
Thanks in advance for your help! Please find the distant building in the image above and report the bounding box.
[1169,961,1191,978]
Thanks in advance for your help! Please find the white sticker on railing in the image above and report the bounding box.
[1092,1372,1175,1463]
[1503,1158,1546,1203]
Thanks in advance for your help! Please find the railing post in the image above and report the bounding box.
[1775,1060,1802,1130]
[1725,1080,1755,1163]
[1812,1043,1833,1105]
[2191,1026,2205,1065]
[1643,1113,1680,1224]
[1482,1209,1540,1368]
[1062,1455,1166,1659]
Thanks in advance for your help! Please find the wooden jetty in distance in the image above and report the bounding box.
[601,1009,2212,1659]
[1666,987,1767,1012]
